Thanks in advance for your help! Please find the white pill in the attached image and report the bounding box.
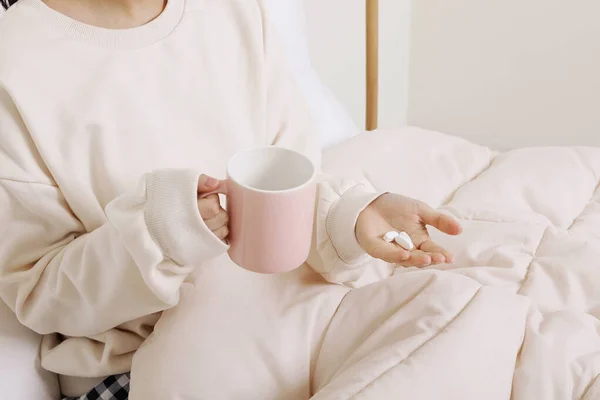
[394,232,414,251]
[383,231,400,242]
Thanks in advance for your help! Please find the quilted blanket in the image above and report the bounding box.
[129,128,600,400]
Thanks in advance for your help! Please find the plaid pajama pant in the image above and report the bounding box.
[62,373,130,400]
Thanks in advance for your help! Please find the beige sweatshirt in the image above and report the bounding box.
[0,0,381,395]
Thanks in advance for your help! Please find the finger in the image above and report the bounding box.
[367,240,411,264]
[197,174,220,193]
[213,225,229,241]
[431,253,446,264]
[419,206,462,236]
[204,209,229,231]
[419,240,454,264]
[198,195,221,219]
[396,250,432,268]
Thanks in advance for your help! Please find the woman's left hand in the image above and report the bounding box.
[356,193,462,267]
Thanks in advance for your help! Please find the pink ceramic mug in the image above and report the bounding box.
[208,146,317,274]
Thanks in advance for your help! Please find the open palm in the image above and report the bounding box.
[356,193,462,267]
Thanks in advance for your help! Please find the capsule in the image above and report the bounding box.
[394,232,414,251]
[383,231,400,243]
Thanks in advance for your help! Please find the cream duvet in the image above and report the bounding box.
[129,127,600,400]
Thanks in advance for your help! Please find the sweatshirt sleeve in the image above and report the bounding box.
[258,1,394,287]
[0,94,227,337]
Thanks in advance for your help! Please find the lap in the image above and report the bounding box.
[129,257,348,400]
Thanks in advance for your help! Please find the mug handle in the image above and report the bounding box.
[198,179,229,199]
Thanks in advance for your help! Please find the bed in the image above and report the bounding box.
[128,128,600,399]
[3,0,600,399]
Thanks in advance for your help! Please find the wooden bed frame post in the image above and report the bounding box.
[366,0,379,131]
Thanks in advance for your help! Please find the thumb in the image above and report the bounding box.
[420,206,462,236]
[197,174,220,193]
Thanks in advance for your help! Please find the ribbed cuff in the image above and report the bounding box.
[326,185,385,265]
[144,169,228,266]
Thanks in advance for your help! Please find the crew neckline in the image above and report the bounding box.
[23,0,185,49]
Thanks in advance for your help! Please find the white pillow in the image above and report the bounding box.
[0,301,61,400]
[264,0,360,148]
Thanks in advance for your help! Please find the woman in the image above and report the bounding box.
[0,0,461,398]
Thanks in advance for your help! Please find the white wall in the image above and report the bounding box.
[408,0,600,149]
[305,0,600,149]
[303,0,411,130]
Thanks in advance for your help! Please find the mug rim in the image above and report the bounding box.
[226,146,317,194]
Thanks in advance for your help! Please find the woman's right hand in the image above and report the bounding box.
[197,175,229,241]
